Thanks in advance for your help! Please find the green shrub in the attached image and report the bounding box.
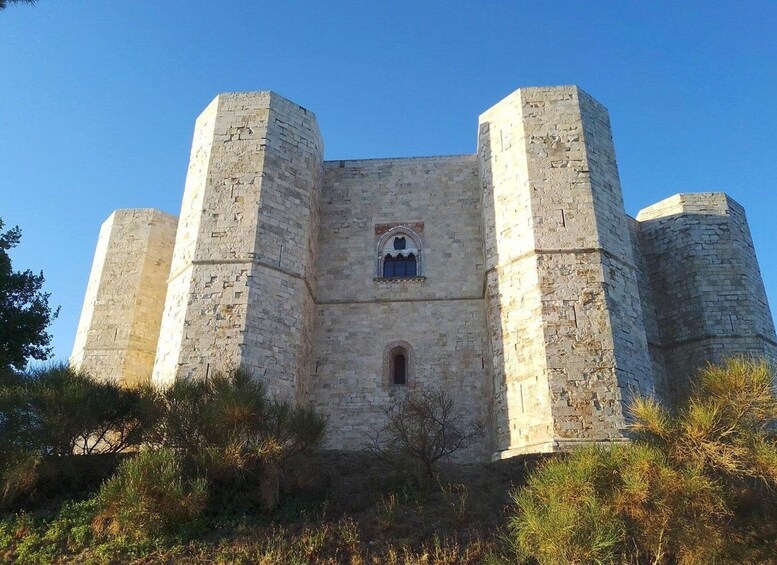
[149,370,326,510]
[0,363,155,458]
[93,448,207,541]
[509,358,777,565]
[0,364,155,507]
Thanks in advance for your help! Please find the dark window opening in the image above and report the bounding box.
[382,253,417,278]
[383,255,395,277]
[393,237,406,250]
[393,353,406,384]
[406,253,417,276]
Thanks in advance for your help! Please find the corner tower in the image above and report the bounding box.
[637,193,777,398]
[152,92,323,401]
[479,86,653,459]
[71,209,177,386]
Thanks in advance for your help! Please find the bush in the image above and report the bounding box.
[93,448,207,541]
[0,364,155,507]
[148,370,326,510]
[509,358,777,565]
[369,387,483,478]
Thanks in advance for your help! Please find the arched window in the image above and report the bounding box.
[377,227,423,279]
[393,353,406,384]
[383,340,414,387]
[382,253,417,278]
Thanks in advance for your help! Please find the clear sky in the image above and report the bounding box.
[2,1,776,364]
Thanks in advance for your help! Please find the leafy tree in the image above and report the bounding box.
[0,0,37,10]
[0,218,59,374]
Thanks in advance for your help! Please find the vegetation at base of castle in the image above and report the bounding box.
[510,358,777,564]
[93,448,209,541]
[0,218,59,378]
[0,363,154,508]
[145,370,326,512]
[368,387,484,478]
[2,358,777,564]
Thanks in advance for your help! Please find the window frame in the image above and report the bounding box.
[375,226,424,280]
[383,340,415,387]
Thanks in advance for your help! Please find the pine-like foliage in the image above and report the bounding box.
[0,363,155,507]
[146,370,326,511]
[510,358,777,565]
[93,448,207,541]
[0,0,38,11]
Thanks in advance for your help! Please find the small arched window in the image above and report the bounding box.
[393,353,406,384]
[383,340,414,387]
[377,227,423,279]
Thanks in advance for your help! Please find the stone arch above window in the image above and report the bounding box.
[376,225,424,280]
[383,340,415,386]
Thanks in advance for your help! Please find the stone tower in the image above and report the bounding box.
[71,209,177,386]
[636,193,777,398]
[150,92,323,401]
[479,86,654,458]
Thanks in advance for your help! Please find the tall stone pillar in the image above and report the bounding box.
[479,86,653,459]
[152,92,323,402]
[71,209,177,386]
[637,193,777,398]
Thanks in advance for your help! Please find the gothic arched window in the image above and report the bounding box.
[382,253,417,278]
[377,227,423,279]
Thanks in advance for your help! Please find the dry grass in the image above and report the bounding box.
[0,450,541,564]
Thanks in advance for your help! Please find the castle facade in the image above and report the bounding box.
[71,86,777,461]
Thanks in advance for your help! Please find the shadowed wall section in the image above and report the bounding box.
[636,193,777,398]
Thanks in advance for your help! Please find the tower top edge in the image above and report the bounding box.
[207,90,318,119]
[477,84,605,121]
[636,192,741,221]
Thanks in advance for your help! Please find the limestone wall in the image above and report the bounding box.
[152,92,323,402]
[479,86,654,459]
[627,217,668,399]
[637,193,777,397]
[311,156,491,460]
[71,209,177,386]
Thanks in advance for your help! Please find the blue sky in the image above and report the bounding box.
[2,1,776,363]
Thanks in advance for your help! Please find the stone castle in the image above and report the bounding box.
[71,85,777,461]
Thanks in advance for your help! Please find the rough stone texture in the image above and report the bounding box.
[72,85,777,462]
[71,209,177,386]
[479,86,654,459]
[636,193,777,397]
[151,91,323,402]
[313,156,491,460]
